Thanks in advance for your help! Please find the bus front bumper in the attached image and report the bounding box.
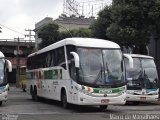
[126,94,159,102]
[0,91,8,101]
[76,92,126,105]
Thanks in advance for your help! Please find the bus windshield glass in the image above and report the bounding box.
[125,58,158,89]
[0,59,4,84]
[142,59,158,88]
[77,48,124,86]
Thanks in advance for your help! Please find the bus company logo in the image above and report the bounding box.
[99,89,112,94]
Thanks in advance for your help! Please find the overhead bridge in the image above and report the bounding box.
[0,39,35,83]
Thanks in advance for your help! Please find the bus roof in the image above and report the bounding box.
[29,38,120,57]
[124,54,154,59]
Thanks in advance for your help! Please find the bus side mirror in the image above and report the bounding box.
[123,54,133,69]
[70,52,80,68]
[6,59,12,72]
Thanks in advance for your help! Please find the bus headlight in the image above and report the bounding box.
[147,92,158,95]
[80,89,93,96]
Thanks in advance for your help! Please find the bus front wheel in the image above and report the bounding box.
[61,91,68,109]
[31,86,38,101]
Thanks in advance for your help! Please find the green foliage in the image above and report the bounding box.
[91,0,160,54]
[60,28,91,39]
[90,6,112,39]
[72,28,91,37]
[37,22,91,49]
[107,0,151,46]
[38,23,60,49]
[60,30,72,40]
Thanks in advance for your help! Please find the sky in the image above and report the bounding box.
[0,0,63,40]
[0,0,111,40]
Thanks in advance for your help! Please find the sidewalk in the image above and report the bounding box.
[9,83,23,92]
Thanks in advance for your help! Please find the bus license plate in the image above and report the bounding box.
[140,97,146,101]
[101,99,109,103]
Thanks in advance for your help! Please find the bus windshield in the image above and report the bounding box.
[0,59,4,85]
[77,48,124,87]
[125,58,158,89]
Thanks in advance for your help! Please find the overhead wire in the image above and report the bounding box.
[0,23,25,36]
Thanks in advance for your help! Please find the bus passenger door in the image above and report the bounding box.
[69,60,78,102]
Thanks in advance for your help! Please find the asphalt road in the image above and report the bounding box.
[0,86,160,120]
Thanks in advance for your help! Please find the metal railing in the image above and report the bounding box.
[0,39,35,43]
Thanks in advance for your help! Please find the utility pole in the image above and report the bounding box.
[15,37,20,87]
[14,37,23,87]
[25,29,35,42]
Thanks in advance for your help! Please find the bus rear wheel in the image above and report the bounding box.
[100,105,108,110]
[61,91,68,109]
[33,87,38,101]
[31,86,38,101]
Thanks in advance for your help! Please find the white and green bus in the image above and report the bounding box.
[124,54,159,105]
[0,51,12,106]
[26,38,133,109]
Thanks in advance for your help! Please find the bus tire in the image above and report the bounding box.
[30,86,33,95]
[33,86,38,101]
[0,101,2,106]
[100,105,108,110]
[61,90,68,109]
[30,86,34,100]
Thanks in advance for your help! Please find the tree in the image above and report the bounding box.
[91,0,160,54]
[72,28,91,37]
[38,23,60,49]
[60,28,91,39]
[60,30,72,40]
[90,6,112,39]
[108,0,157,54]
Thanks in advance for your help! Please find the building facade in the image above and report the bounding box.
[34,16,95,48]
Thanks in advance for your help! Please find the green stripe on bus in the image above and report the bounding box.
[93,89,99,93]
[82,85,125,94]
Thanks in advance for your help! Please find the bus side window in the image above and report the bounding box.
[66,45,76,81]
[69,59,76,81]
[3,60,8,84]
[50,50,55,67]
[56,47,66,69]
